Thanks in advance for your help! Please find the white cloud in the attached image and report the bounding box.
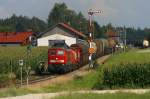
[0,6,10,18]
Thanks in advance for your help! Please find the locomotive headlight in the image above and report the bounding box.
[59,60,64,62]
[50,60,64,63]
[57,50,64,55]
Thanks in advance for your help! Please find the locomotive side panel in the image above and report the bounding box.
[70,43,89,66]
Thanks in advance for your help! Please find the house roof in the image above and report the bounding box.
[58,23,86,38]
[0,32,32,43]
[40,23,86,38]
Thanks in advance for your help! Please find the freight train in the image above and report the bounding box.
[36,39,116,74]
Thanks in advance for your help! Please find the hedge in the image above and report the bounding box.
[96,62,150,89]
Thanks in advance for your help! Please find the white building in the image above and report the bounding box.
[37,23,86,46]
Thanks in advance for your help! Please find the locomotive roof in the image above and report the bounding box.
[51,42,69,49]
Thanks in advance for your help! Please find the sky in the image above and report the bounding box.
[0,0,150,28]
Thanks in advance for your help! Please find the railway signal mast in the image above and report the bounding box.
[88,9,101,68]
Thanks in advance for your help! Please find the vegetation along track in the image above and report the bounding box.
[15,55,110,88]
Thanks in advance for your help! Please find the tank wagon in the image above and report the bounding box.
[37,39,116,74]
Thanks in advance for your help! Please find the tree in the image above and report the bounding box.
[0,14,47,35]
[93,21,106,38]
[48,3,68,27]
[76,12,88,33]
[144,28,150,41]
[30,17,47,35]
[16,21,25,32]
[48,3,87,34]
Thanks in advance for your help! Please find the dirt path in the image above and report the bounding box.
[1,89,150,99]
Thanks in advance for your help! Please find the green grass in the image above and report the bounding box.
[0,46,48,59]
[105,49,150,67]
[42,70,98,92]
[53,92,150,99]
[103,48,150,73]
[0,70,98,98]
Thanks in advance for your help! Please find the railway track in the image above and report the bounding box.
[15,75,57,87]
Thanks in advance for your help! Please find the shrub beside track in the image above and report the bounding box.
[96,49,150,89]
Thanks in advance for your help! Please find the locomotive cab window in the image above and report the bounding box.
[49,50,56,55]
[57,50,64,55]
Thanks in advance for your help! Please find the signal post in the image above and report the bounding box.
[88,9,101,68]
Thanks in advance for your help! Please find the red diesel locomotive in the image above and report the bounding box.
[48,47,78,73]
[47,41,89,73]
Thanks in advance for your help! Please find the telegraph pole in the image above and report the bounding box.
[88,9,101,68]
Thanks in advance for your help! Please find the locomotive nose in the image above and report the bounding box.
[48,49,66,64]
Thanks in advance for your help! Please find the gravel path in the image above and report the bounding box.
[1,89,150,99]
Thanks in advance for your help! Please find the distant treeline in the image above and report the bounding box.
[116,27,150,46]
[0,15,47,36]
[0,2,150,43]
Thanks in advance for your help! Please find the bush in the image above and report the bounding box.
[0,74,12,88]
[96,63,150,89]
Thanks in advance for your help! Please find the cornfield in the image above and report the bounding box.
[96,49,150,89]
[0,46,48,86]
